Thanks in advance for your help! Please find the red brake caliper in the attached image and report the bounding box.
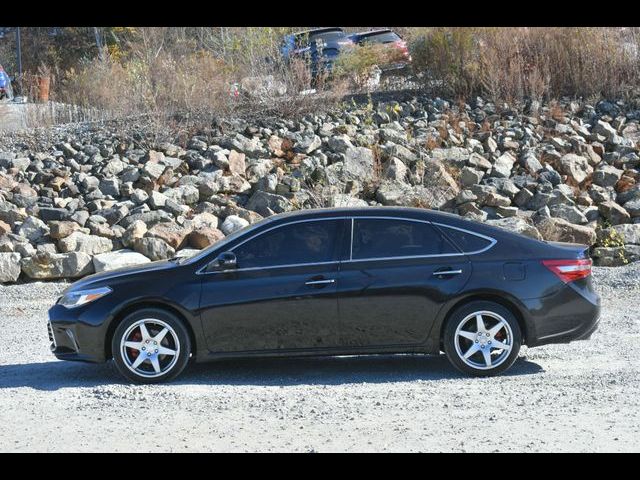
[128,330,143,358]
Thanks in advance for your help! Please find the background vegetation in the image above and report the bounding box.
[1,27,639,124]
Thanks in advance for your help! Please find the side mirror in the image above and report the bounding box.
[206,252,237,272]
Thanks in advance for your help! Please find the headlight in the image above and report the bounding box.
[59,286,112,309]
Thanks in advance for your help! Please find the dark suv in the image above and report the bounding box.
[281,27,355,78]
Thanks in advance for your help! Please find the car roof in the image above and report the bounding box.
[350,29,395,38]
[266,206,463,224]
[291,27,344,37]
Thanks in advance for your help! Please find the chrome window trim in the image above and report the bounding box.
[196,214,497,275]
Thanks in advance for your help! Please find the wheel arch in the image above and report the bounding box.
[104,300,198,360]
[436,292,530,347]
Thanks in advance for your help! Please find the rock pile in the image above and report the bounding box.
[1,94,639,282]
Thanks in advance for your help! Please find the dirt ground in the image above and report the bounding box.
[0,264,638,452]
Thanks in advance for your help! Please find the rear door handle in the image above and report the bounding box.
[433,269,462,277]
[305,279,336,286]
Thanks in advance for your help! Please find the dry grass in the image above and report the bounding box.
[407,27,640,104]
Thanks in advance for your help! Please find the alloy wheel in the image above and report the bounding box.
[119,319,181,379]
[453,310,513,370]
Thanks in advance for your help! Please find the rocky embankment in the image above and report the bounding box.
[1,95,640,283]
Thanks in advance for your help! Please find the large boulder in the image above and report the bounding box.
[21,251,94,280]
[17,217,49,243]
[559,154,593,184]
[133,237,175,261]
[0,252,21,283]
[146,222,193,250]
[92,250,151,273]
[189,227,225,249]
[598,201,630,225]
[245,191,293,217]
[492,152,516,178]
[220,215,249,235]
[58,232,113,255]
[343,147,376,181]
[535,217,597,245]
[486,217,542,240]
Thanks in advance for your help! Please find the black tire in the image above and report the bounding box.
[111,308,191,384]
[443,301,521,377]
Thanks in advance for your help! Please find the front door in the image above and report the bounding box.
[199,218,347,353]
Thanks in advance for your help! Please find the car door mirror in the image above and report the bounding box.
[206,252,237,272]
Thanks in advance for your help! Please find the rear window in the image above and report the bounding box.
[359,31,401,44]
[437,225,493,253]
[352,218,457,260]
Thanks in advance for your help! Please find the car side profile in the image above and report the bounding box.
[48,207,601,383]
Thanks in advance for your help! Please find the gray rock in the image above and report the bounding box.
[383,158,408,181]
[327,134,354,154]
[58,232,114,255]
[599,201,631,225]
[220,215,250,235]
[535,217,597,245]
[18,217,49,243]
[0,252,21,283]
[559,153,593,184]
[486,217,542,240]
[343,147,375,181]
[460,167,484,187]
[492,152,516,178]
[549,204,588,225]
[133,237,175,261]
[245,191,293,217]
[92,249,151,272]
[592,165,623,188]
[21,251,94,279]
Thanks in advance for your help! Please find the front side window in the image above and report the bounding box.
[233,220,341,269]
[351,218,457,260]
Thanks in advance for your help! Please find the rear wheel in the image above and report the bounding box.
[443,301,521,377]
[111,308,191,384]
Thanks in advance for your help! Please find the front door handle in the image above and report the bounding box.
[433,269,463,277]
[305,278,336,286]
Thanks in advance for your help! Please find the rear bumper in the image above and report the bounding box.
[523,283,601,347]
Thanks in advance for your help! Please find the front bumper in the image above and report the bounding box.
[48,303,109,363]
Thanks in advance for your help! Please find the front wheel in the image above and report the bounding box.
[111,308,191,384]
[443,301,521,377]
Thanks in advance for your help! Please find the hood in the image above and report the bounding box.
[63,259,178,294]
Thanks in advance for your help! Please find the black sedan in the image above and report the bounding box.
[48,207,601,383]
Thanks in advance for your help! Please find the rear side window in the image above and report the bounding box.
[351,218,457,260]
[360,32,401,44]
[437,225,493,253]
[233,220,341,269]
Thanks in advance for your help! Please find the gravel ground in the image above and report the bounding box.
[1,265,639,452]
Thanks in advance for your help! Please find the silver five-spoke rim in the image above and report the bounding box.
[120,319,180,378]
[454,311,513,370]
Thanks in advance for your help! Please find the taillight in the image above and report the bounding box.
[542,259,592,283]
[394,40,408,51]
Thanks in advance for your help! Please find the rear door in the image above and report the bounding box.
[337,217,472,348]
